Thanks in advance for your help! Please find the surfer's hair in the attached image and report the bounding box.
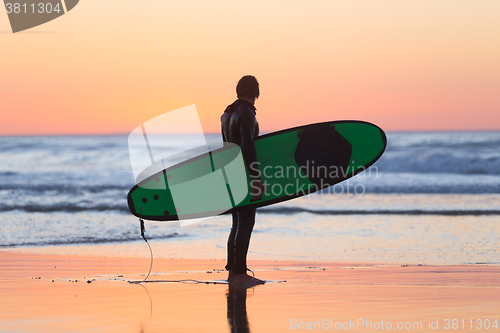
[236,75,260,99]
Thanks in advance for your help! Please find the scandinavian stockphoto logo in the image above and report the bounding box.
[4,0,79,33]
[128,105,248,226]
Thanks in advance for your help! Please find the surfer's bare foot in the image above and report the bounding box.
[227,270,235,282]
[233,273,266,286]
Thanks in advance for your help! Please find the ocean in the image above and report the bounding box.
[1,132,499,265]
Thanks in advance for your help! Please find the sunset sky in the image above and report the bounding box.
[1,1,499,135]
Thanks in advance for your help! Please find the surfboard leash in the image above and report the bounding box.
[128,211,260,286]
[131,208,154,284]
[129,220,228,285]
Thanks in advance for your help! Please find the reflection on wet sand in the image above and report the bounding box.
[2,253,500,333]
[227,284,254,333]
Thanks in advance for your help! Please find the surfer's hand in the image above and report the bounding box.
[250,179,266,202]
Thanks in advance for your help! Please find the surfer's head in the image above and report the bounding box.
[237,75,260,100]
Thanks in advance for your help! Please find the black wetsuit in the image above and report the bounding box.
[221,99,259,275]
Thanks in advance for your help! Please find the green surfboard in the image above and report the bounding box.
[127,121,386,221]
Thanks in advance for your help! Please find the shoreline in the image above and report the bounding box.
[2,250,499,332]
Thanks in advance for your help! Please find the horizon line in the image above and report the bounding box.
[1,128,500,137]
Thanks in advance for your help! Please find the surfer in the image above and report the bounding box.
[221,75,266,285]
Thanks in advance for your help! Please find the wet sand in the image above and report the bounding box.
[1,251,499,332]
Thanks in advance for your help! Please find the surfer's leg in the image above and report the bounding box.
[233,207,257,275]
[225,212,238,273]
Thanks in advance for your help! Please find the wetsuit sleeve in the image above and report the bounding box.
[239,110,260,180]
[220,114,227,143]
[221,125,227,143]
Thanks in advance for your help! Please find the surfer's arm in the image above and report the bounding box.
[221,126,228,143]
[239,110,260,180]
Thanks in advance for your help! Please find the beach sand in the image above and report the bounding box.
[1,251,499,332]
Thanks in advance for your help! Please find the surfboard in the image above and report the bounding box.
[127,121,387,221]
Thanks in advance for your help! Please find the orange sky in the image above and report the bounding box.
[1,1,499,135]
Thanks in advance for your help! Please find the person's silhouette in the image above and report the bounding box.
[221,75,266,285]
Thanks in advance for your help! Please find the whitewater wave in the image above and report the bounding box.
[0,204,130,213]
[2,201,499,215]
[376,153,500,175]
[259,207,500,216]
[0,233,181,247]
